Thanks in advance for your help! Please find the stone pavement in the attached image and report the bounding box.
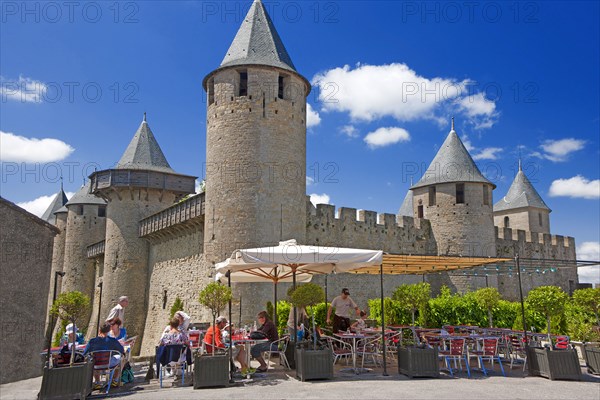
[2,361,599,400]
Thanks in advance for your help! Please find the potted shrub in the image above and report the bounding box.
[525,286,581,381]
[392,283,430,326]
[194,282,232,389]
[39,291,93,400]
[474,287,501,328]
[289,283,333,381]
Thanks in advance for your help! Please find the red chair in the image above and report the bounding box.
[508,334,527,371]
[468,337,506,377]
[91,350,122,394]
[554,336,570,350]
[439,338,470,377]
[188,331,201,349]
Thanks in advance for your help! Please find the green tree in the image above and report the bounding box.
[572,287,600,325]
[526,286,569,342]
[50,291,90,365]
[392,283,431,325]
[289,283,325,348]
[473,287,502,328]
[198,282,232,351]
[170,296,184,319]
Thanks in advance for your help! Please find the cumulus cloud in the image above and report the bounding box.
[535,138,586,162]
[195,179,205,194]
[473,147,503,160]
[1,131,74,162]
[311,63,497,129]
[1,75,47,103]
[340,125,359,138]
[549,175,599,199]
[17,192,75,217]
[456,93,499,129]
[309,193,331,206]
[306,103,321,128]
[364,127,410,149]
[306,176,314,186]
[577,242,600,284]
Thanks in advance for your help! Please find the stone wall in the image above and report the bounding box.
[45,211,67,338]
[493,208,551,234]
[0,198,58,384]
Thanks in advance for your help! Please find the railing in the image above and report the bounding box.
[138,193,205,237]
[87,240,106,258]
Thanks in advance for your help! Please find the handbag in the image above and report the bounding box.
[249,331,268,340]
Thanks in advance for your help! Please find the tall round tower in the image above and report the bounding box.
[411,119,496,292]
[59,181,107,330]
[202,0,310,265]
[89,116,195,349]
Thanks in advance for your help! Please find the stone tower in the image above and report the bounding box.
[202,0,311,265]
[59,181,107,330]
[89,116,195,349]
[411,119,497,292]
[493,161,551,233]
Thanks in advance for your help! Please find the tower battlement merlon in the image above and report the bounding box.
[494,226,574,247]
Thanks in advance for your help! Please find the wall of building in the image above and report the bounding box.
[45,212,67,339]
[0,200,58,384]
[493,208,551,234]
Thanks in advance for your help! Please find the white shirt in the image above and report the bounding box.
[331,295,358,318]
[106,304,124,326]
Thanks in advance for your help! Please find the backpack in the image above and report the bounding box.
[121,362,134,384]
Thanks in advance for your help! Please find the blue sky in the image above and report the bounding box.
[1,1,599,279]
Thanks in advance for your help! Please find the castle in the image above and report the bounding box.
[42,0,577,356]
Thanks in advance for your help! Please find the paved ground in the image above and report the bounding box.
[3,360,599,400]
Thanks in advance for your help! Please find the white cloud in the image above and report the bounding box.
[17,192,75,217]
[456,93,499,129]
[549,175,599,199]
[461,135,475,152]
[309,193,330,206]
[538,138,585,162]
[340,125,359,138]
[306,176,314,186]
[364,127,410,149]
[0,131,75,162]
[306,103,321,128]
[577,242,600,284]
[1,75,47,103]
[195,179,205,194]
[473,147,503,160]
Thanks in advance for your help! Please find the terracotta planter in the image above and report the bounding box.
[193,354,229,389]
[398,346,440,378]
[38,361,93,400]
[295,348,333,381]
[584,344,600,375]
[527,347,581,381]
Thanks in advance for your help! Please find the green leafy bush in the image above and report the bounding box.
[170,296,184,319]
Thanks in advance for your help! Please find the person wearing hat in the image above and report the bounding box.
[203,316,248,371]
[326,288,360,333]
[162,310,191,335]
[60,323,85,348]
[106,296,128,327]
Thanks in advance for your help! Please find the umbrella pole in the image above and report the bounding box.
[293,269,297,344]
[273,280,278,336]
[516,254,529,351]
[380,263,388,376]
[227,272,233,381]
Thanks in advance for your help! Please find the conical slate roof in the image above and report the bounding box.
[116,117,175,173]
[55,206,68,214]
[41,187,69,223]
[219,0,297,73]
[398,189,413,217]
[411,122,495,189]
[66,181,106,206]
[494,164,550,212]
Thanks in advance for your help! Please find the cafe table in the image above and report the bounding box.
[231,333,269,376]
[334,332,368,374]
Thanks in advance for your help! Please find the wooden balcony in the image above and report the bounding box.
[139,193,205,239]
[87,240,105,259]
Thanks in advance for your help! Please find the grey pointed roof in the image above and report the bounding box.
[66,181,106,206]
[41,187,69,223]
[220,0,297,73]
[494,166,550,212]
[398,189,413,217]
[411,126,495,189]
[116,119,175,173]
[55,205,68,214]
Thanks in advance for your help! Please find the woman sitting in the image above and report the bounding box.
[107,318,127,340]
[204,316,248,371]
[158,318,189,377]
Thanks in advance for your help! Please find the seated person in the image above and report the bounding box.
[60,323,85,348]
[250,311,279,373]
[204,316,248,371]
[162,311,191,335]
[107,318,127,340]
[158,318,189,376]
[351,310,368,331]
[84,323,125,389]
[287,306,308,340]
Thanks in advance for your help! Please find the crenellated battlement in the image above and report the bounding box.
[494,225,575,248]
[307,203,436,254]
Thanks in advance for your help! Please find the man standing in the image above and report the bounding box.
[106,296,128,327]
[326,288,360,333]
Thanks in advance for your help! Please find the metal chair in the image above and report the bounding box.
[323,335,353,365]
[357,336,384,369]
[264,335,291,369]
[156,344,188,388]
[468,337,506,377]
[90,350,123,394]
[508,334,528,371]
[439,338,470,378]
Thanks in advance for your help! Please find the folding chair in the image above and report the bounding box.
[264,336,291,369]
[90,350,122,394]
[439,338,470,378]
[156,344,188,388]
[468,337,506,377]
